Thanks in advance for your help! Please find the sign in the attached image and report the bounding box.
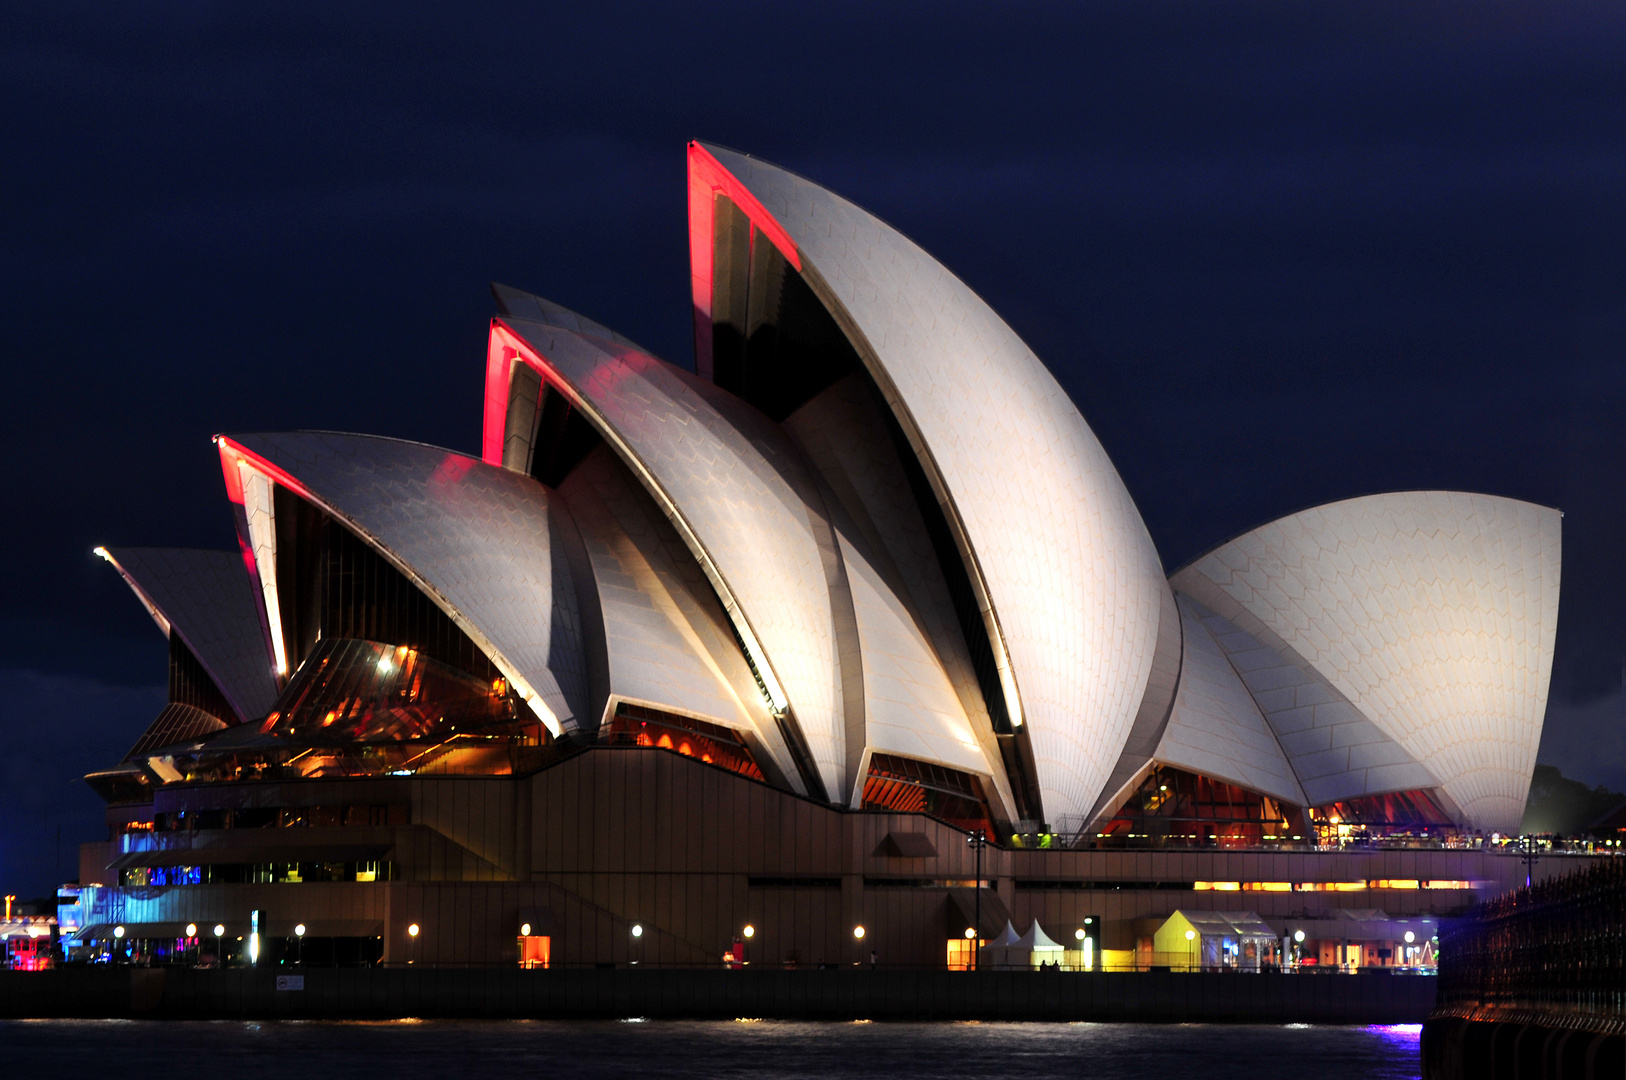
[275,975,304,991]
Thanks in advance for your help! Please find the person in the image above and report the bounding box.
[869,949,877,969]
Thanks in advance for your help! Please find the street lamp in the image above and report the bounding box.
[966,829,988,970]
[295,923,306,966]
[214,924,225,967]
[113,925,125,963]
[853,925,865,939]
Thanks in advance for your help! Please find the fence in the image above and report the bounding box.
[1436,855,1626,1026]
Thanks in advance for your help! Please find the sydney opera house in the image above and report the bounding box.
[71,142,1561,971]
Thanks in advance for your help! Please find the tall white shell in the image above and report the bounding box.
[1171,491,1561,835]
[695,144,1171,823]
[494,318,849,799]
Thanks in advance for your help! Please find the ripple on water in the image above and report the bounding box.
[0,1019,1421,1080]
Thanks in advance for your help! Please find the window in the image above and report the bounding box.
[519,935,551,969]
[602,702,766,781]
[1095,766,1300,849]
[862,754,993,835]
[1309,790,1457,843]
[119,861,393,886]
[946,938,981,971]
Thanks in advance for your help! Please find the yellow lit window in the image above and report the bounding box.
[946,938,982,971]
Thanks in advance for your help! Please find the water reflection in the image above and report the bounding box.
[0,1019,1421,1079]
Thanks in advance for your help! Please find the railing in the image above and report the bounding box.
[38,956,1441,973]
[1023,832,1626,855]
[1436,855,1626,1027]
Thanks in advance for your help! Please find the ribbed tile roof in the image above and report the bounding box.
[222,431,592,735]
[101,547,277,723]
[693,143,1171,824]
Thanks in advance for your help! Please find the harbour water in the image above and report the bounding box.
[0,1018,1421,1078]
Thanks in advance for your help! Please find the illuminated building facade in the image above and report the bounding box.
[72,143,1569,971]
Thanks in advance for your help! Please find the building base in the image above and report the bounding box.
[0,968,1434,1023]
[1423,1016,1626,1080]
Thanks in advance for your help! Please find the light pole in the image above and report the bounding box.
[741,923,754,967]
[113,925,125,965]
[214,924,225,967]
[407,923,420,965]
[186,923,197,967]
[630,922,643,966]
[1519,835,1540,888]
[295,924,306,966]
[966,829,988,970]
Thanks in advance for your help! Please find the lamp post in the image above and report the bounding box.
[966,828,988,970]
[113,925,125,965]
[1519,835,1540,889]
[295,924,306,966]
[214,924,225,967]
[741,923,754,967]
[185,923,197,967]
[630,922,643,966]
[407,923,420,966]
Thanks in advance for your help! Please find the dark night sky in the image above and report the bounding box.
[4,2,1626,898]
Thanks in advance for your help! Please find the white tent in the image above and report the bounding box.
[980,920,1062,969]
[1016,920,1064,952]
[1017,920,1066,969]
